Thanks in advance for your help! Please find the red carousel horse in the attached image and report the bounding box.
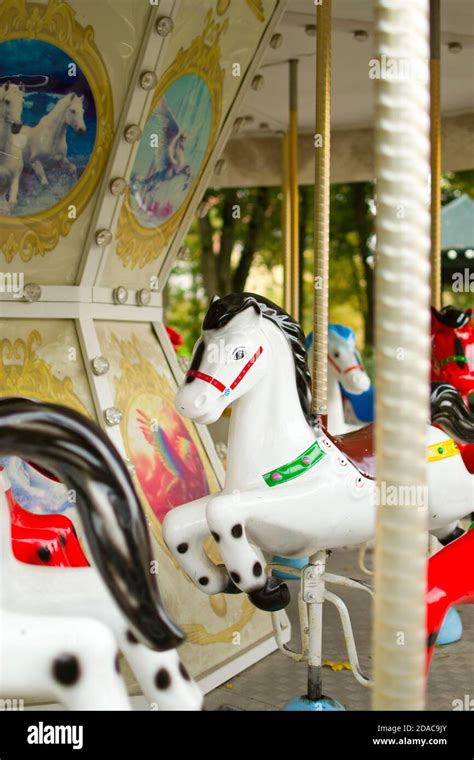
[431,306,474,473]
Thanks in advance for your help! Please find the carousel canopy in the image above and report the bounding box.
[441,194,474,251]
[214,0,474,187]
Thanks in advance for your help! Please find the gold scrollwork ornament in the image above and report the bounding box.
[0,0,113,262]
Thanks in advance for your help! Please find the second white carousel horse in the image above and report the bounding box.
[163,293,474,611]
[0,398,203,710]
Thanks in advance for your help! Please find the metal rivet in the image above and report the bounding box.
[124,124,142,143]
[215,442,228,464]
[353,29,369,42]
[196,200,209,219]
[215,159,226,175]
[155,16,174,36]
[109,177,127,196]
[91,356,110,376]
[113,286,129,305]
[251,75,264,91]
[23,283,42,302]
[270,33,283,49]
[95,229,113,247]
[178,356,190,373]
[104,407,123,427]
[140,71,158,90]
[136,288,151,306]
[124,457,136,475]
[177,246,190,261]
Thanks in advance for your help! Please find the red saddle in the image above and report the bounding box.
[329,424,376,480]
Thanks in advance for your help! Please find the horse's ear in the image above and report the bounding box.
[211,295,220,304]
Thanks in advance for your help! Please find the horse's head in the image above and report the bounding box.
[176,295,271,425]
[431,306,474,394]
[327,324,371,395]
[0,81,24,125]
[65,93,86,133]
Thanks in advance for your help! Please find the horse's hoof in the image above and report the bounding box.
[218,564,243,594]
[248,577,290,612]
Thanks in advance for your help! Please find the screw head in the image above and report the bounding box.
[270,33,283,49]
[124,457,136,475]
[214,158,226,175]
[95,229,113,247]
[113,286,129,305]
[140,71,158,90]
[104,407,123,427]
[23,283,42,302]
[353,29,369,42]
[136,288,151,306]
[251,75,264,91]
[109,177,127,196]
[91,356,110,376]
[448,41,463,54]
[155,16,174,36]
[124,124,142,143]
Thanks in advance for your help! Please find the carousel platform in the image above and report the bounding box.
[204,547,474,712]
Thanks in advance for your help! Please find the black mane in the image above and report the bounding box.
[201,293,313,426]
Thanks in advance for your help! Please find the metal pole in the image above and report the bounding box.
[312,0,331,426]
[372,0,431,710]
[430,0,442,309]
[282,134,293,313]
[289,59,300,320]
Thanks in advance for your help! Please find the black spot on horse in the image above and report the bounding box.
[155,668,171,690]
[199,576,209,586]
[211,531,220,543]
[52,654,80,686]
[230,571,241,584]
[177,543,188,554]
[253,562,263,577]
[231,524,243,538]
[37,546,51,563]
[179,663,191,681]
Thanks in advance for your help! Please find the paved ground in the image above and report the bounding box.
[204,548,474,711]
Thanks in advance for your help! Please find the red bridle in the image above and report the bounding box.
[328,355,364,376]
[187,346,263,397]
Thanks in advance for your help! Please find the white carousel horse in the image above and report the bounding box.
[22,92,86,186]
[0,82,25,207]
[163,293,473,612]
[0,398,203,710]
[308,325,372,435]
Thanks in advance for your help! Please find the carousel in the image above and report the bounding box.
[0,0,473,713]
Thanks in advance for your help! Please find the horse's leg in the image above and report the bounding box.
[206,493,291,612]
[8,170,20,205]
[162,496,232,595]
[58,155,77,175]
[116,629,203,711]
[31,160,48,186]
[1,612,130,710]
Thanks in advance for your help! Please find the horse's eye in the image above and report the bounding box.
[333,351,340,358]
[234,349,246,361]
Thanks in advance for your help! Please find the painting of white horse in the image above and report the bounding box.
[22,92,86,187]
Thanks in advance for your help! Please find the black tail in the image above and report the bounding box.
[0,398,184,651]
[430,382,474,444]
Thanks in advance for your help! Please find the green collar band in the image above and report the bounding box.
[262,440,326,487]
[440,355,471,367]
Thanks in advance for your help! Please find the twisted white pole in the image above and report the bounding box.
[372,0,431,710]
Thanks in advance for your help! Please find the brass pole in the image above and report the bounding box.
[430,0,442,309]
[289,59,300,320]
[312,0,331,423]
[282,133,293,312]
